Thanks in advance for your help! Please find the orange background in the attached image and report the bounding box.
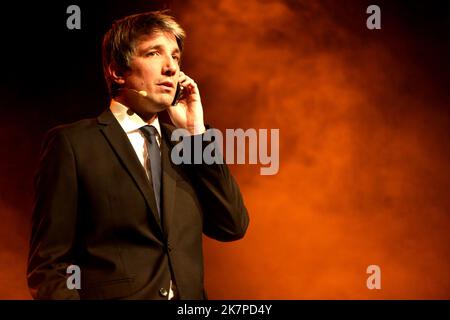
[0,0,449,299]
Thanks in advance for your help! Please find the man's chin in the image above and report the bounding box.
[148,92,173,109]
[116,89,170,114]
[152,97,172,111]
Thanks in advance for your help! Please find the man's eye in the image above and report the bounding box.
[146,51,158,57]
[172,55,180,62]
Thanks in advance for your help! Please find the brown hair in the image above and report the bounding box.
[102,10,186,97]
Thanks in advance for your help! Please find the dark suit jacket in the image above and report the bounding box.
[27,109,249,300]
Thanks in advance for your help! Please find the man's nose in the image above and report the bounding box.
[162,55,177,76]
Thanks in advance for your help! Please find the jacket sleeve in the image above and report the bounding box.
[186,127,250,242]
[27,127,80,299]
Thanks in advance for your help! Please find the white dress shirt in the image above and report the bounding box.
[110,99,176,300]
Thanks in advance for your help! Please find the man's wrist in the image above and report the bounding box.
[186,123,206,135]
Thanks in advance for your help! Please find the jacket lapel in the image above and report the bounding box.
[97,109,163,235]
[160,123,182,239]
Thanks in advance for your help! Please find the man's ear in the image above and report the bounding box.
[108,64,126,85]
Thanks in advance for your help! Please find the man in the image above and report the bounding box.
[27,11,249,300]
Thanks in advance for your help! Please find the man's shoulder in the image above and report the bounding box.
[52,118,98,132]
[43,112,108,143]
[48,110,110,136]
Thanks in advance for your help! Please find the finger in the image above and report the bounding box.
[182,81,199,96]
[178,71,187,83]
[178,72,200,96]
[179,75,196,87]
[179,72,196,85]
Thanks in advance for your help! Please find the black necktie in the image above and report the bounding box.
[139,125,161,216]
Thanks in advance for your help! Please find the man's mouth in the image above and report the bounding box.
[157,81,174,89]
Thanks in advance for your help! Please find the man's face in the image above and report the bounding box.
[119,31,181,114]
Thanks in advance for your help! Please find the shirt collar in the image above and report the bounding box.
[109,99,162,137]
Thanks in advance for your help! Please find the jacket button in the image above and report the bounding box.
[159,287,168,297]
